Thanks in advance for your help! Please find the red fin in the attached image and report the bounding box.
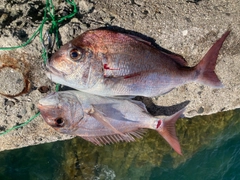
[195,31,230,87]
[157,108,185,155]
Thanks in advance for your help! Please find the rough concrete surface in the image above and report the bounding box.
[0,0,239,151]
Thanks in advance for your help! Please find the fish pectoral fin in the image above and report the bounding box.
[85,105,125,136]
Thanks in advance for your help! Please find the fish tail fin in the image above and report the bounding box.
[156,108,185,155]
[195,31,230,88]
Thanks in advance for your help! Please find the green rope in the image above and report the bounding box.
[0,0,78,136]
[55,83,60,92]
[0,112,40,136]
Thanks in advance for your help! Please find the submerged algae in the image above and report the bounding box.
[58,109,235,179]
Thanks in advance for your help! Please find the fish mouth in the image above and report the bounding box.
[37,104,50,120]
[37,103,58,127]
[45,60,61,75]
[45,60,68,79]
[37,103,46,111]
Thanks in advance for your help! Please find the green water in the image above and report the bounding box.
[0,108,240,180]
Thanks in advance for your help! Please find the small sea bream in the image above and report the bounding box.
[46,29,229,97]
[37,91,185,155]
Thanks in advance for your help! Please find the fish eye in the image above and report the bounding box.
[54,117,64,127]
[69,48,82,61]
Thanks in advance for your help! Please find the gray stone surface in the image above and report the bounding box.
[0,67,25,96]
[0,0,239,151]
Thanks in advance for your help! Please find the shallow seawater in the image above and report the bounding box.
[1,108,240,180]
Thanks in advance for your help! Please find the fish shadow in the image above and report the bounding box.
[133,96,190,117]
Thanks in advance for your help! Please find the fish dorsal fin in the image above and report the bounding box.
[81,129,147,146]
[127,34,152,46]
[162,52,188,66]
[127,33,188,67]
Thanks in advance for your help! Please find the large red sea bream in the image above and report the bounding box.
[46,29,229,97]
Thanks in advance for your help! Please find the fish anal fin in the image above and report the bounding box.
[81,129,147,146]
